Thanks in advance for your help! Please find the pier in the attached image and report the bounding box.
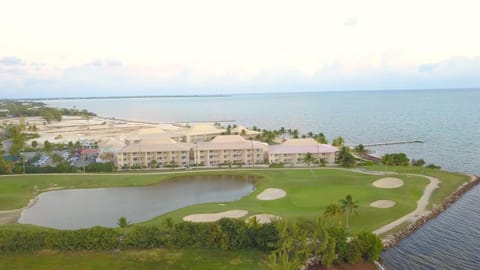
[362,140,424,147]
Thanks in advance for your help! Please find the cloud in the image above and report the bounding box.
[342,17,358,27]
[418,63,439,72]
[0,57,24,66]
[86,59,123,67]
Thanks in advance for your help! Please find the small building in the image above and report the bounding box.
[268,138,338,165]
[194,135,268,166]
[116,137,192,169]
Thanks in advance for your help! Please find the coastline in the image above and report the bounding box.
[382,174,480,249]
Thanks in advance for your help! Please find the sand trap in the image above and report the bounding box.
[373,177,404,188]
[370,200,396,208]
[256,188,287,200]
[183,210,248,222]
[247,214,281,224]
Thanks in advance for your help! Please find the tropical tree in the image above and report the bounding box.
[43,140,53,155]
[302,152,316,166]
[324,203,344,226]
[117,216,129,228]
[149,159,158,168]
[332,136,344,147]
[51,153,64,166]
[31,140,38,148]
[354,144,367,155]
[340,195,359,229]
[336,146,356,167]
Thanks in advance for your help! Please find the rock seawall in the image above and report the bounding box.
[383,175,480,248]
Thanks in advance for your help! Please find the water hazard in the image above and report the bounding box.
[18,175,256,229]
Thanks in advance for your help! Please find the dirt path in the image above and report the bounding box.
[373,174,439,235]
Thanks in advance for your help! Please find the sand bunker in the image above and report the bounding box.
[256,188,287,200]
[373,177,404,188]
[247,214,281,224]
[183,210,248,222]
[370,200,396,208]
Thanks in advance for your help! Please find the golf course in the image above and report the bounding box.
[0,166,471,269]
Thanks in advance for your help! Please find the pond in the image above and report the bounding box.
[18,175,256,229]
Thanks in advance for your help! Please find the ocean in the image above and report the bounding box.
[44,89,480,270]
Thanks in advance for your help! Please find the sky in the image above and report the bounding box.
[1,0,480,98]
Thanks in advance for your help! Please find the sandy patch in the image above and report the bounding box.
[247,214,281,224]
[0,209,21,224]
[183,210,248,222]
[370,200,396,208]
[257,188,287,200]
[373,177,404,188]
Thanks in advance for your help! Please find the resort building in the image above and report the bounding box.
[193,135,268,166]
[268,138,338,165]
[116,137,192,168]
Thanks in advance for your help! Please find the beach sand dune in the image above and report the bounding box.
[183,210,248,222]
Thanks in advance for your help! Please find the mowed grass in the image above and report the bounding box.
[0,248,265,270]
[141,169,428,233]
[0,167,468,233]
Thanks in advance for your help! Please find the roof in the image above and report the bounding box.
[119,138,192,153]
[269,138,338,154]
[196,135,268,150]
[231,125,262,135]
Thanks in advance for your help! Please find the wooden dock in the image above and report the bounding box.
[362,140,424,147]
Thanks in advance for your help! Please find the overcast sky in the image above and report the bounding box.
[1,0,480,98]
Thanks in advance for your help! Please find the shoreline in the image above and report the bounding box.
[382,174,480,249]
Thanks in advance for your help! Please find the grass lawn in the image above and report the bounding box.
[0,168,440,233]
[0,167,470,270]
[0,248,265,270]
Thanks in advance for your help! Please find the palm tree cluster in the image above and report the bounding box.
[250,126,328,144]
[324,194,359,229]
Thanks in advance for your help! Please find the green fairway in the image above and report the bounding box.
[0,167,471,270]
[0,248,264,270]
[0,168,456,233]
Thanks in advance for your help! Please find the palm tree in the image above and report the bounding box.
[339,194,359,229]
[323,203,343,226]
[51,153,64,166]
[303,152,316,166]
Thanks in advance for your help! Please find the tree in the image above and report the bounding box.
[43,140,53,155]
[354,144,367,155]
[381,153,409,166]
[324,203,343,226]
[51,153,64,166]
[302,152,316,166]
[314,133,327,144]
[336,146,356,167]
[411,159,426,166]
[117,216,129,228]
[149,159,158,168]
[31,140,38,148]
[340,195,359,229]
[332,136,344,147]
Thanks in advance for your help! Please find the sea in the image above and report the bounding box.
[44,89,480,270]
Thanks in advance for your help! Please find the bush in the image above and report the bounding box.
[355,231,383,262]
[121,226,165,249]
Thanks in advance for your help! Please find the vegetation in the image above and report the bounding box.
[0,101,96,123]
[302,152,316,166]
[354,144,367,155]
[336,146,356,167]
[332,136,345,147]
[381,153,409,166]
[339,194,359,229]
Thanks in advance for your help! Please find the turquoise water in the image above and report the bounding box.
[44,89,480,269]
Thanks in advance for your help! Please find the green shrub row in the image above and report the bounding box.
[0,219,280,253]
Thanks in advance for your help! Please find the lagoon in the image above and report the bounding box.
[18,175,255,229]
